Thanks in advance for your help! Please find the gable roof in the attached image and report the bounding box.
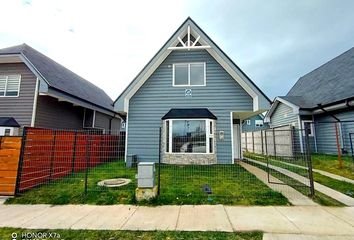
[0,117,20,127]
[0,44,114,111]
[287,46,354,108]
[114,17,270,113]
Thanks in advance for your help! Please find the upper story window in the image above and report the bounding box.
[0,75,21,97]
[173,62,206,86]
[255,120,264,127]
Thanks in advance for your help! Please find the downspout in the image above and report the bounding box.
[30,78,40,127]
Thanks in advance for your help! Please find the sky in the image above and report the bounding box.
[1,0,354,100]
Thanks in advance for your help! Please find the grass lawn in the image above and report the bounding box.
[311,154,354,180]
[243,157,346,206]
[244,152,354,198]
[6,161,289,206]
[0,228,263,240]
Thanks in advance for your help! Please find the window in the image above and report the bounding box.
[246,120,251,125]
[0,75,21,97]
[4,129,11,136]
[302,120,314,136]
[173,63,205,86]
[255,120,264,127]
[166,119,214,154]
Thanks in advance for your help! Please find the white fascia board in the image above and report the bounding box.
[266,97,300,122]
[276,97,300,114]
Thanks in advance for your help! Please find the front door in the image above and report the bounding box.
[233,123,241,159]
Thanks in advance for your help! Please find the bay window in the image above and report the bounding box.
[165,119,214,154]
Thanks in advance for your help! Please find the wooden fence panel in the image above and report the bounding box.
[0,137,22,195]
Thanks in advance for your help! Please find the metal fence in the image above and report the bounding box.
[15,127,128,204]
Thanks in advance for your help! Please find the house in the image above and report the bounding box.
[265,46,354,154]
[242,114,269,132]
[0,117,20,136]
[0,44,122,135]
[114,18,270,164]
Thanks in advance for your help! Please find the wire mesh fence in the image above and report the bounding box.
[14,127,130,204]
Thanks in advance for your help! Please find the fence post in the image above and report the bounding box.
[350,133,354,164]
[84,135,91,195]
[49,130,57,181]
[334,122,343,169]
[71,132,78,173]
[261,130,264,155]
[15,127,27,196]
[272,128,276,158]
[304,124,315,198]
[157,127,161,196]
[265,130,268,156]
[252,131,255,153]
[245,132,248,152]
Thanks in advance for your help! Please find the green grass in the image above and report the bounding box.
[6,161,289,206]
[244,152,354,198]
[0,228,262,240]
[311,154,354,180]
[243,157,345,206]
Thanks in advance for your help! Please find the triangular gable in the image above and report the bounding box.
[264,97,300,122]
[114,17,270,113]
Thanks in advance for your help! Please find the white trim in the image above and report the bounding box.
[312,115,318,152]
[118,20,270,113]
[124,110,129,163]
[266,97,300,121]
[30,77,39,127]
[83,108,86,128]
[301,120,314,137]
[297,116,304,153]
[92,110,96,128]
[172,62,206,87]
[230,112,234,163]
[166,118,213,154]
[240,122,243,159]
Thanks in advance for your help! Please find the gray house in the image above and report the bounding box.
[0,44,121,134]
[114,18,270,164]
[265,46,354,154]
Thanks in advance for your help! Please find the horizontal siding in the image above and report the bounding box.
[35,95,84,130]
[95,111,110,130]
[128,50,253,164]
[0,63,36,126]
[270,103,298,128]
[314,109,354,155]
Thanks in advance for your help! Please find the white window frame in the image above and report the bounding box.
[255,120,264,127]
[246,120,251,125]
[172,62,206,87]
[302,120,314,137]
[0,74,21,97]
[165,118,214,154]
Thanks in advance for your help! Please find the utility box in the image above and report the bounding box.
[137,162,155,188]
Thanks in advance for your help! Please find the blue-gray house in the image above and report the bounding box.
[265,46,354,155]
[242,114,269,132]
[114,18,270,164]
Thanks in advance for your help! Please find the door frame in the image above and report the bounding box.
[230,112,242,163]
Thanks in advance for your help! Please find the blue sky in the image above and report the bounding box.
[1,0,354,100]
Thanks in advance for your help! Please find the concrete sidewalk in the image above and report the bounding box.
[246,158,354,206]
[0,204,353,236]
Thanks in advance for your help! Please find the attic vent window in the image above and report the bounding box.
[0,75,21,97]
[168,25,211,51]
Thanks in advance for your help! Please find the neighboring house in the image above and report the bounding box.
[265,46,354,154]
[114,18,270,164]
[0,44,122,134]
[0,117,20,136]
[242,114,269,132]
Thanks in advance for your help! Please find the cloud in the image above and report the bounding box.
[1,0,354,100]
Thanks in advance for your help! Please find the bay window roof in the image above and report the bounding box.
[161,108,217,120]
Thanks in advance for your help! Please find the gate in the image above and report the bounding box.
[242,126,315,198]
[14,127,133,204]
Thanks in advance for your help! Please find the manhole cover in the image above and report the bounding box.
[97,178,131,188]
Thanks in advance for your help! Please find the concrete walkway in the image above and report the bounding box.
[238,161,317,206]
[0,204,353,236]
[269,159,354,185]
[246,158,354,206]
